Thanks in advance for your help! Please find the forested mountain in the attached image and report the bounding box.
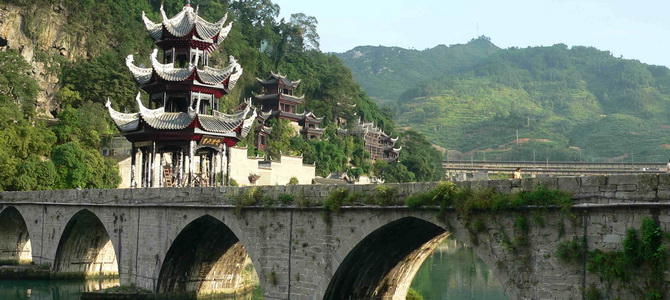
[0,0,443,190]
[338,37,670,162]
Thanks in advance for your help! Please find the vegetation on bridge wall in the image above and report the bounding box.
[556,217,667,300]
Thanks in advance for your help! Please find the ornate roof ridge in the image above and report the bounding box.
[126,49,242,89]
[105,98,140,132]
[142,6,232,44]
[108,93,260,134]
[126,54,153,85]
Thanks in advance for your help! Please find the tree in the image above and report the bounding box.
[398,130,444,182]
[13,155,58,191]
[52,142,120,189]
[265,118,297,160]
[289,13,320,51]
[52,102,115,149]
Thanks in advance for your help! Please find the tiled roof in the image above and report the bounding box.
[105,100,140,132]
[106,93,256,135]
[125,55,152,85]
[126,50,243,91]
[142,5,231,43]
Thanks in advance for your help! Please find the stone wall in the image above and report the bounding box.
[1,174,670,299]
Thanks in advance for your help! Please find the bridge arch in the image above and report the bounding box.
[156,214,259,296]
[0,206,32,264]
[323,216,450,300]
[53,209,119,276]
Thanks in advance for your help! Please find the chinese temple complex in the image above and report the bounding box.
[106,1,255,188]
[252,72,324,151]
[339,119,401,162]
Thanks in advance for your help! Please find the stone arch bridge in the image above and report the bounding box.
[1,174,670,299]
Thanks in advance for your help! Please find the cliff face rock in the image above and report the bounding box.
[0,3,88,117]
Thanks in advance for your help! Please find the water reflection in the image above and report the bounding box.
[0,278,118,300]
[411,237,508,299]
[0,238,505,300]
[0,278,263,300]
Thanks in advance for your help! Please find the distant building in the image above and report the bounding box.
[252,72,325,150]
[339,118,401,162]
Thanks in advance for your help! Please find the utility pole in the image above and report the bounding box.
[516,130,519,145]
[533,150,536,164]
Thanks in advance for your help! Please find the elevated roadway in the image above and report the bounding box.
[443,160,667,177]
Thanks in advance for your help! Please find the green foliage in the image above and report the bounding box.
[373,184,398,206]
[51,142,120,189]
[555,239,585,263]
[53,102,115,149]
[558,218,667,299]
[341,39,670,162]
[406,288,424,300]
[13,155,58,191]
[265,118,298,160]
[287,177,299,185]
[372,159,415,183]
[406,182,573,222]
[278,194,294,206]
[396,130,445,182]
[585,284,603,300]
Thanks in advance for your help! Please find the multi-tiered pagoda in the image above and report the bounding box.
[252,72,324,150]
[339,119,401,162]
[106,1,255,188]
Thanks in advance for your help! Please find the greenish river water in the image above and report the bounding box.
[0,237,506,299]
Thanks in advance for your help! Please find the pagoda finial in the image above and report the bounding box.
[185,0,191,7]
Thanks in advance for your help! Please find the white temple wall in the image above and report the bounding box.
[228,147,315,186]
[268,155,315,185]
[228,147,262,186]
[118,157,132,189]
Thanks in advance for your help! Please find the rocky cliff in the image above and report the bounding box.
[0,2,89,117]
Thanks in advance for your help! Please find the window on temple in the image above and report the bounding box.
[166,94,189,112]
[189,49,206,68]
[150,93,164,109]
[283,88,289,95]
[175,51,188,68]
[163,49,173,64]
[191,93,213,114]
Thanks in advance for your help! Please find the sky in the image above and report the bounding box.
[273,0,670,67]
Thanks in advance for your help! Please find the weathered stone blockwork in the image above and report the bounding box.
[1,174,670,299]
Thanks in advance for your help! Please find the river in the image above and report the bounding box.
[0,237,506,300]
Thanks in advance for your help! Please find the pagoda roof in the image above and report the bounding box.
[142,5,232,52]
[126,49,242,92]
[106,93,256,137]
[256,72,301,88]
[340,118,399,146]
[252,92,305,103]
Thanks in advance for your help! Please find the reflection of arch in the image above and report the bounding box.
[54,210,118,276]
[324,217,447,299]
[157,215,258,296]
[0,207,32,264]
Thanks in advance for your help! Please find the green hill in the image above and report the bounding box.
[334,37,500,104]
[338,37,670,162]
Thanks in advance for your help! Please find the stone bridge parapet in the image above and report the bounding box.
[0,174,669,299]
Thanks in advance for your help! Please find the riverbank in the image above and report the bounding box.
[0,264,51,279]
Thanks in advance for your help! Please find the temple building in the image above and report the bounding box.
[251,72,324,150]
[339,119,401,162]
[106,2,255,188]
